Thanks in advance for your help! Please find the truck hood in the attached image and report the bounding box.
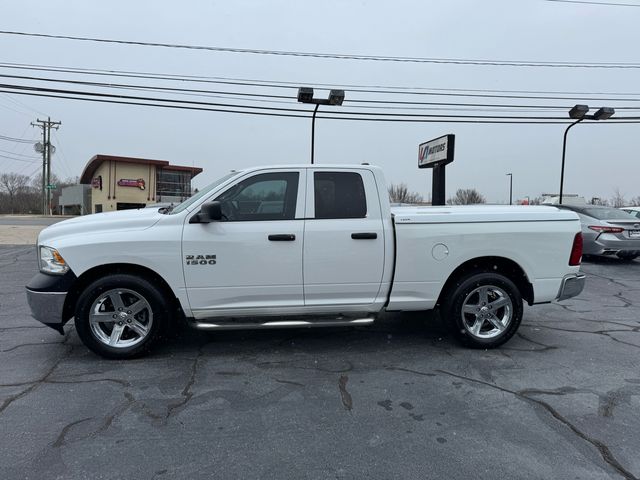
[38,208,164,245]
[391,205,579,224]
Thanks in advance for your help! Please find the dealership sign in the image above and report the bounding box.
[91,176,102,190]
[118,178,146,190]
[418,134,455,168]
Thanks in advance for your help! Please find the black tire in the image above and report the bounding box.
[443,272,523,349]
[74,274,169,359]
[616,253,638,261]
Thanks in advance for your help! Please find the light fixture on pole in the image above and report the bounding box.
[506,173,513,205]
[559,105,614,204]
[297,87,345,164]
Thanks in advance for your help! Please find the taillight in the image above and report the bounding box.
[569,232,583,266]
[588,225,624,233]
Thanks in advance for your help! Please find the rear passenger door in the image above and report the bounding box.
[303,169,385,306]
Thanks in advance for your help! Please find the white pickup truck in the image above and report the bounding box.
[26,164,585,358]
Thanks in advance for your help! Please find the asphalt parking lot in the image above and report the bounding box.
[1,245,639,480]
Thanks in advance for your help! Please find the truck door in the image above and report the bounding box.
[303,169,385,306]
[182,169,305,318]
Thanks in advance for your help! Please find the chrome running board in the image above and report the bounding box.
[190,317,375,331]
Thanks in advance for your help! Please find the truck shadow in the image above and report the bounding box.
[159,310,458,358]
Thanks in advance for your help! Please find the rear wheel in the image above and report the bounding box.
[443,272,523,348]
[74,274,168,359]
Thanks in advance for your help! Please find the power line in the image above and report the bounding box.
[5,61,640,96]
[51,130,73,179]
[4,73,640,115]
[0,147,39,158]
[3,85,640,124]
[0,152,38,162]
[546,0,640,6]
[0,95,33,117]
[6,71,640,106]
[0,82,581,119]
[0,124,36,171]
[2,30,640,69]
[4,61,640,104]
[0,133,36,143]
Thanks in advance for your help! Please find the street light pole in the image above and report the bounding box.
[297,88,345,165]
[311,104,320,165]
[506,173,513,205]
[559,104,614,204]
[559,118,584,205]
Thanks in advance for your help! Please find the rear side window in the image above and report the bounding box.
[314,172,366,219]
[583,208,637,220]
[215,172,299,221]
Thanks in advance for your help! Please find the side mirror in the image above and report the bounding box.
[189,201,223,224]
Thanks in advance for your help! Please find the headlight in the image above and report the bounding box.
[39,246,69,275]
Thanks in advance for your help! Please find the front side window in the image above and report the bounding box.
[314,172,366,219]
[215,172,299,221]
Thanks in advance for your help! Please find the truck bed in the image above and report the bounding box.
[391,205,579,224]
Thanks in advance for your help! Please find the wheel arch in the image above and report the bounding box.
[436,256,534,307]
[63,263,184,322]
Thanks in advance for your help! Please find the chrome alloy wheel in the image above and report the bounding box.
[89,288,153,348]
[461,285,512,339]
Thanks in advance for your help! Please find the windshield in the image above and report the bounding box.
[169,172,240,214]
[584,207,639,221]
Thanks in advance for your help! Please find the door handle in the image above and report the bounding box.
[268,234,296,241]
[351,232,377,240]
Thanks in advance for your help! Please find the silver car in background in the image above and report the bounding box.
[556,205,640,261]
[620,206,640,219]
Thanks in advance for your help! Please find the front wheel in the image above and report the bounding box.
[74,274,169,359]
[443,272,523,349]
[617,253,638,261]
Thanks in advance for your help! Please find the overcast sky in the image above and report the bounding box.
[1,0,639,203]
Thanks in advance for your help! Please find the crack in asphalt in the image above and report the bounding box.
[256,359,354,374]
[385,366,436,377]
[338,375,353,411]
[435,369,638,480]
[52,417,94,448]
[52,391,135,449]
[0,246,33,258]
[1,341,67,353]
[522,324,640,350]
[274,378,305,387]
[165,343,204,420]
[0,325,47,330]
[0,331,74,415]
[504,332,556,352]
[583,270,632,289]
[0,246,34,270]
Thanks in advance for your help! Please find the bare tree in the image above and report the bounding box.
[610,188,626,208]
[0,173,30,214]
[447,188,486,205]
[630,195,640,206]
[388,183,424,204]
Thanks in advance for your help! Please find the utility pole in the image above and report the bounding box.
[31,117,61,215]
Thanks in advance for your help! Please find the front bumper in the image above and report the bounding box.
[25,271,77,334]
[556,273,586,302]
